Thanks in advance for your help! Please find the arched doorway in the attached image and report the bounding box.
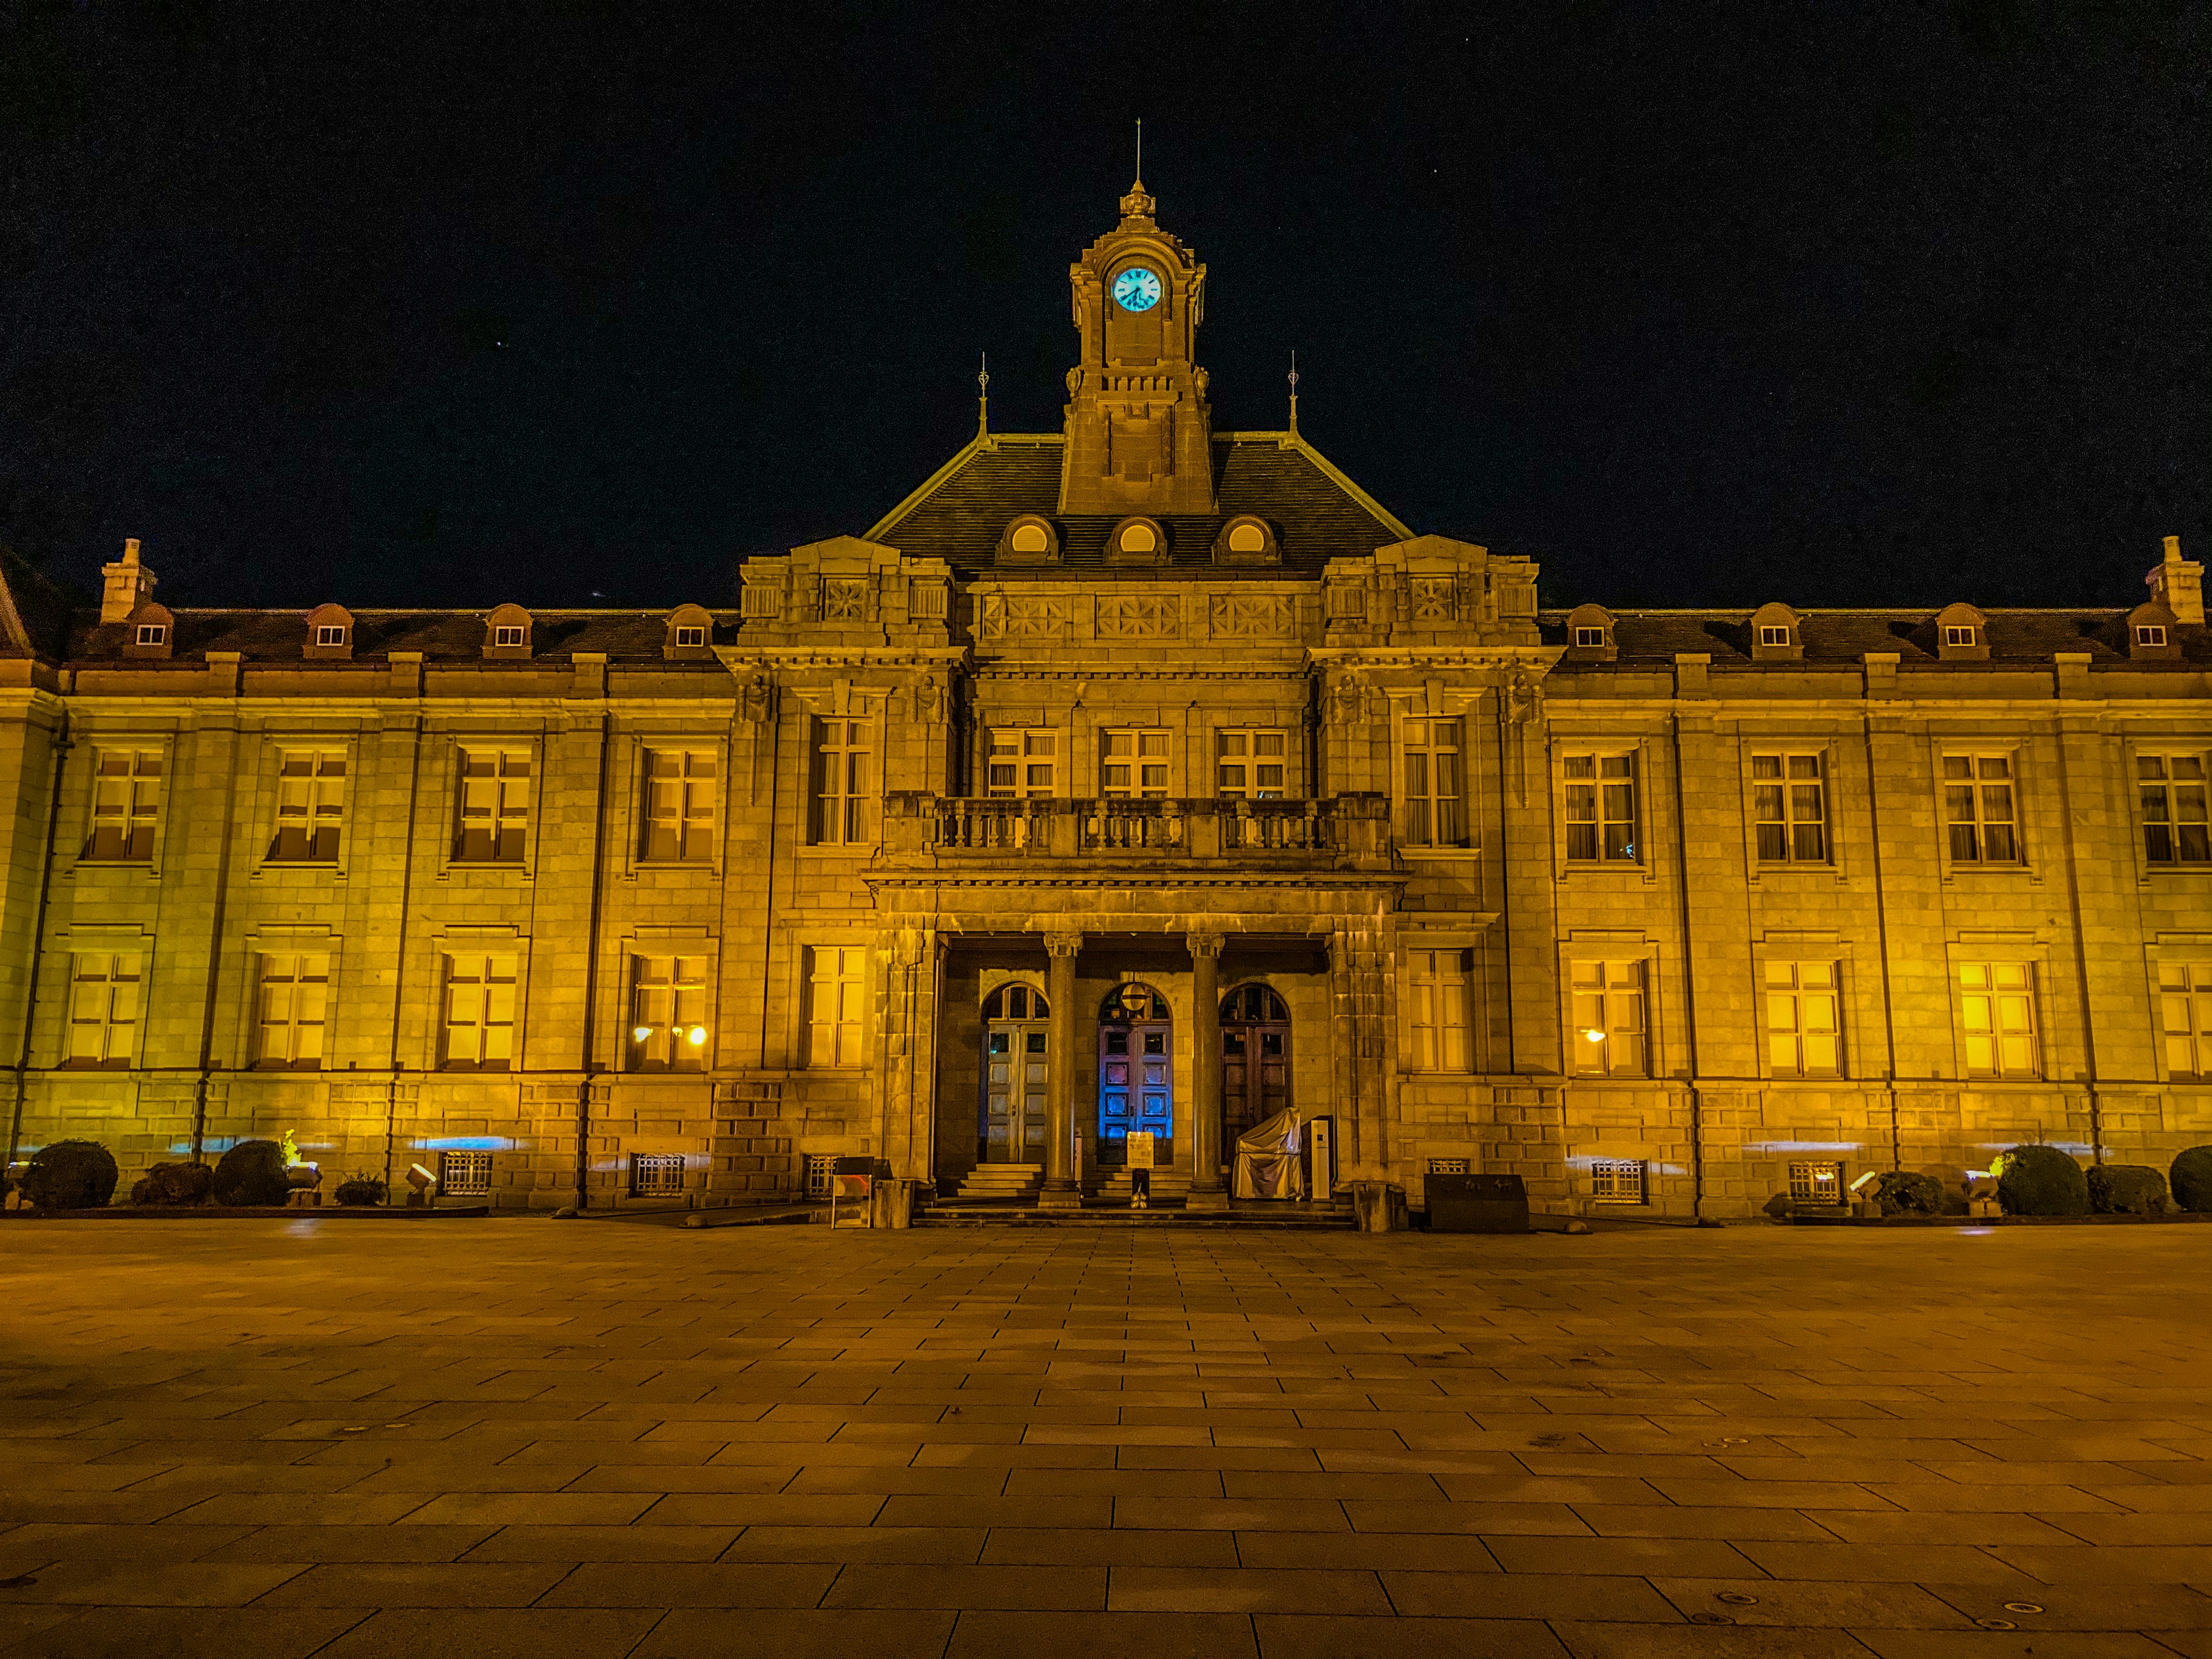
[980,982,1049,1164]
[1096,982,1172,1167]
[1221,983,1290,1139]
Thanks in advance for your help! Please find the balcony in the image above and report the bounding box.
[881,793,1394,870]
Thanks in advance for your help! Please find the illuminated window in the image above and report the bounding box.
[1216,729,1288,800]
[628,954,708,1073]
[2159,962,2212,1080]
[135,623,166,647]
[1563,752,1637,861]
[986,730,1056,798]
[1570,960,1647,1076]
[642,748,718,861]
[1788,1161,1844,1205]
[1752,753,1827,862]
[255,952,328,1069]
[1959,961,2038,1079]
[1591,1159,1647,1203]
[1573,626,1607,648]
[2137,623,2169,647]
[809,718,873,845]
[1944,754,2018,863]
[438,1150,493,1197]
[270,749,346,862]
[315,624,349,647]
[804,1153,836,1200]
[807,946,866,1068]
[673,625,707,647]
[493,624,526,648]
[65,953,139,1068]
[86,748,162,861]
[1765,961,1839,1077]
[1102,729,1170,798]
[1427,1157,1469,1175]
[1401,719,1464,846]
[1406,949,1471,1072]
[454,748,531,862]
[1758,624,1793,647]
[631,1153,685,1197]
[2138,755,2209,865]
[1944,624,1977,648]
[440,953,517,1070]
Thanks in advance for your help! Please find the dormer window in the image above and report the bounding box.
[2138,624,2169,647]
[1120,522,1156,555]
[996,515,1060,565]
[136,623,166,647]
[316,624,348,647]
[674,625,706,648]
[1944,625,1977,649]
[1105,517,1167,566]
[1574,627,1606,649]
[494,626,525,648]
[1759,624,1792,648]
[1010,524,1050,555]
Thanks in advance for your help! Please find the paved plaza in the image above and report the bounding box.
[1,1218,2210,1658]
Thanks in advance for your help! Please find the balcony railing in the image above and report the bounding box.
[885,793,1392,863]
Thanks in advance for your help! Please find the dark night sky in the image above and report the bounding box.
[3,1,2205,613]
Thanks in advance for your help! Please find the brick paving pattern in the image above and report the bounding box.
[2,1219,2210,1657]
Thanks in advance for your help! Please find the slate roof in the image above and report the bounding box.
[65,609,733,665]
[1540,609,2212,664]
[865,431,1414,577]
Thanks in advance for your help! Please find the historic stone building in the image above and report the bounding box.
[2,177,2207,1218]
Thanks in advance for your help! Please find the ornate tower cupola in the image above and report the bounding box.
[1058,175,1216,517]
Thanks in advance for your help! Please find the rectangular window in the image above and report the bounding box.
[1944,624,1977,648]
[438,1150,493,1197]
[628,953,708,1072]
[454,748,531,862]
[642,748,718,861]
[135,623,167,647]
[807,946,866,1068]
[1563,752,1638,861]
[492,625,526,648]
[1752,752,1827,863]
[804,1152,836,1200]
[441,953,517,1070]
[1427,1157,1470,1175]
[1406,949,1471,1072]
[1788,1160,1844,1205]
[86,748,162,861]
[630,1153,686,1197]
[1764,961,1840,1077]
[1944,753,2018,863]
[985,730,1056,798]
[2138,624,2168,647]
[1573,626,1607,648]
[1758,624,1792,647]
[2139,755,2210,865]
[1570,960,1647,1076]
[65,952,139,1068]
[809,719,873,844]
[1102,729,1171,798]
[673,625,707,647]
[2159,961,2212,1080]
[1590,1159,1647,1203]
[1960,961,2038,1079]
[1216,729,1289,800]
[268,749,346,862]
[315,624,348,647]
[1401,719,1464,846]
[255,952,328,1069]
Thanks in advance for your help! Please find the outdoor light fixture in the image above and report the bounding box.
[632,1026,653,1043]
[1582,1028,1605,1043]
[687,1026,707,1046]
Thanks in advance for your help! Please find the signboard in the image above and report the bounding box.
[1126,1132,1157,1171]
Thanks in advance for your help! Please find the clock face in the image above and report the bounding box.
[1112,267,1162,313]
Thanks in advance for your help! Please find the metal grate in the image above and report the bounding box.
[1788,1161,1844,1205]
[438,1150,493,1197]
[1427,1157,1470,1175]
[630,1153,685,1198]
[1590,1159,1647,1203]
[804,1153,835,1201]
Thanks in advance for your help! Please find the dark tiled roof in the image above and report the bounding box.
[1540,609,2206,663]
[866,432,1412,576]
[65,609,737,664]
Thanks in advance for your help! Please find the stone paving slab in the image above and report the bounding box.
[3,1221,2212,1656]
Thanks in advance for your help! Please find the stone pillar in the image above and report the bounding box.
[1038,931,1083,1207]
[1186,930,1229,1211]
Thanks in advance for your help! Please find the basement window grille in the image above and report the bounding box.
[804,1153,835,1201]
[1788,1160,1844,1205]
[1426,1158,1469,1175]
[438,1150,493,1198]
[630,1153,686,1198]
[1590,1159,1647,1203]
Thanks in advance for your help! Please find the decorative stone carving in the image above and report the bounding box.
[1187,929,1225,960]
[911,671,946,724]
[1505,665,1543,729]
[820,577,869,622]
[1044,931,1082,959]
[1097,594,1181,639]
[1211,594,1294,639]
[1409,577,1456,623]
[736,666,776,726]
[1327,672,1370,728]
[978,594,1074,641]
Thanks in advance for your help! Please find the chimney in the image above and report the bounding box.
[2147,534,2203,627]
[100,537,158,624]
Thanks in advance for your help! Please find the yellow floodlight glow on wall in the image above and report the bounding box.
[687,1027,707,1046]
[1582,1028,1605,1043]
[632,1026,653,1043]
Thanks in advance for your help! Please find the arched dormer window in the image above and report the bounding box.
[305,602,354,661]
[665,603,714,661]
[125,601,174,659]
[1211,516,1278,564]
[1564,603,1616,661]
[1934,601,1988,662]
[2129,600,2181,662]
[484,603,532,660]
[1105,517,1167,566]
[996,516,1059,566]
[1749,601,1802,662]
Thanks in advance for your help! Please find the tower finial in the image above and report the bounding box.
[1119,119,1155,220]
[976,351,990,440]
[1287,350,1300,435]
[1136,118,1142,184]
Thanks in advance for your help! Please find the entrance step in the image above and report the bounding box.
[1090,1166,1192,1202]
[955,1164,1042,1202]
[915,1197,1356,1230]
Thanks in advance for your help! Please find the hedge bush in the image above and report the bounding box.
[2173,1146,2212,1213]
[20,1140,119,1209]
[1993,1145,2090,1217]
[128,1161,214,1206]
[333,1173,387,1207]
[211,1139,291,1207]
[2086,1164,2169,1215]
[1872,1171,1947,1215]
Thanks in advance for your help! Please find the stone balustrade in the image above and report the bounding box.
[881,791,1393,864]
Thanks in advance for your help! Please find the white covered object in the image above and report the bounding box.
[1232,1108,1305,1199]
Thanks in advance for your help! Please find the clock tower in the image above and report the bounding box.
[1058,176,1217,517]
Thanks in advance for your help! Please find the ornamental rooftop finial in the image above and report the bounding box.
[1120,117,1155,222]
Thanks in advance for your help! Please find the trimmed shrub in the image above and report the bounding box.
[211,1139,291,1207]
[20,1140,119,1209]
[1872,1171,1946,1216]
[334,1173,387,1207]
[2173,1146,2212,1213]
[128,1161,214,1206]
[1993,1145,2090,1217]
[2088,1164,2171,1215]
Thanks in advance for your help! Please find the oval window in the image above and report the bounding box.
[1120,522,1157,554]
[1227,522,1266,553]
[1010,522,1049,554]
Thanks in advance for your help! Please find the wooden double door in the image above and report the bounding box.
[1097,982,1172,1166]
[980,982,1049,1163]
[1221,983,1290,1140]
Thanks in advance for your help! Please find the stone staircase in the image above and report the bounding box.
[952,1162,1042,1202]
[1090,1165,1193,1205]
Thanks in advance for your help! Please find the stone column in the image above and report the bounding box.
[1186,930,1229,1211]
[1038,931,1084,1207]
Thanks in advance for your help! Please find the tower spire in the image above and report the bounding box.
[1119,118,1155,221]
[1287,350,1299,435]
[976,351,990,440]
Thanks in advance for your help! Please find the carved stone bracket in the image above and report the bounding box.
[1044,931,1083,959]
[1187,929,1225,960]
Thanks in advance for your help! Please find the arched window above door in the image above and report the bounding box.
[1221,983,1288,1023]
[983,983,1050,1021]
[1100,983,1170,1022]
